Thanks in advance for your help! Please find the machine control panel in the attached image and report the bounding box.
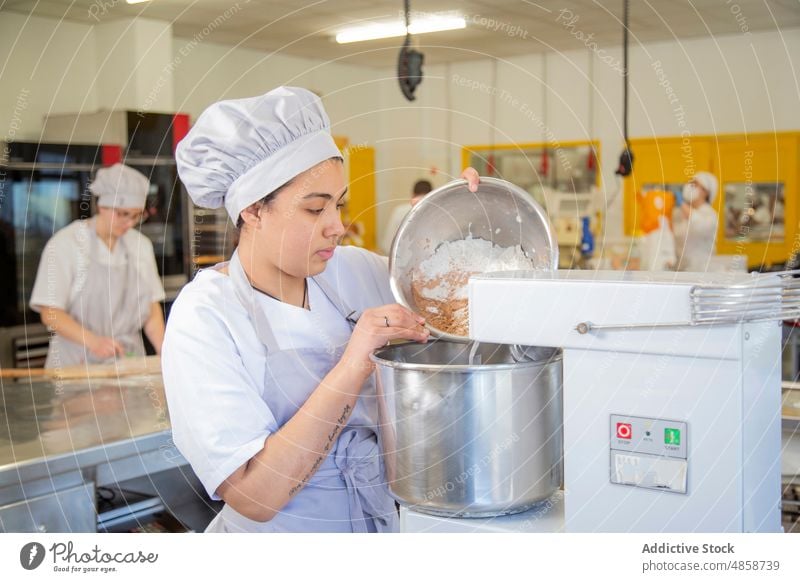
[610,415,687,458]
[609,415,688,494]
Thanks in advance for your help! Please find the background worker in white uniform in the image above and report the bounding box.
[673,171,719,272]
[30,163,166,368]
[379,179,433,254]
[163,86,479,533]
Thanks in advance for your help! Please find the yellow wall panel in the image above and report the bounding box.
[346,146,377,251]
[623,132,800,268]
[715,134,798,267]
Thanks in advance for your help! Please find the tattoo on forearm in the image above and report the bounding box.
[288,404,353,497]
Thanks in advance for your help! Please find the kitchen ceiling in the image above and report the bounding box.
[2,0,799,67]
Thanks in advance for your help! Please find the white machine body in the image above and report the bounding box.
[464,270,783,533]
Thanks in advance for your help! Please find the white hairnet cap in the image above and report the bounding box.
[89,163,150,209]
[693,171,718,203]
[175,87,341,222]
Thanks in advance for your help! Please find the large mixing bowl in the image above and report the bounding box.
[371,340,563,518]
[389,176,558,342]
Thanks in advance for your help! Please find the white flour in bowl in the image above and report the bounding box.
[410,237,536,336]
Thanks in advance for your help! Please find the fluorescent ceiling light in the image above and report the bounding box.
[335,13,466,44]
[126,0,150,4]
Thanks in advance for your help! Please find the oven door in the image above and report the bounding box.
[0,165,94,328]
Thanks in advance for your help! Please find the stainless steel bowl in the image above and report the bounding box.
[372,340,563,518]
[388,177,558,342]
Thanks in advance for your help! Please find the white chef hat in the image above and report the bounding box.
[693,171,718,203]
[175,87,341,222]
[89,163,150,209]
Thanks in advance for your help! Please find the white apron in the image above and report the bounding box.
[44,224,150,369]
[674,203,718,272]
[641,216,676,271]
[205,250,398,533]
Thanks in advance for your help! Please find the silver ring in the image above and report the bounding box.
[384,315,390,328]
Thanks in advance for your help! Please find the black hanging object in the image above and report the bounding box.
[615,0,633,176]
[616,148,634,177]
[398,0,423,101]
[398,35,424,101]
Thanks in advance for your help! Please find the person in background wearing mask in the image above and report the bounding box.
[30,164,166,368]
[379,179,433,255]
[673,171,719,272]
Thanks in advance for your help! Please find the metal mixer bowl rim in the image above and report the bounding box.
[387,176,558,342]
[369,341,563,372]
[391,495,557,519]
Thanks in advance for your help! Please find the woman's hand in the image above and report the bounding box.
[342,304,429,376]
[87,334,125,360]
[460,167,480,192]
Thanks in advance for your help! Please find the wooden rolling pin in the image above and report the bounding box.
[0,355,161,380]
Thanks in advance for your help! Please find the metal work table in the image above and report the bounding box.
[0,374,191,532]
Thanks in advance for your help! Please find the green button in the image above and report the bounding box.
[664,428,681,445]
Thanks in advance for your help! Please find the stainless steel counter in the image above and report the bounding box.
[0,374,188,532]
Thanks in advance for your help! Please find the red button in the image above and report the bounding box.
[616,423,632,439]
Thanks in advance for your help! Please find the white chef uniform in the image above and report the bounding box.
[29,164,165,368]
[165,86,400,532]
